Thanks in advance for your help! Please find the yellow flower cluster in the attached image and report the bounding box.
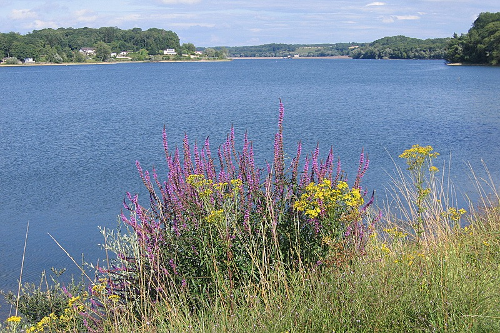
[395,252,426,266]
[26,313,58,333]
[293,179,364,219]
[187,174,243,199]
[322,236,334,247]
[462,225,473,235]
[380,242,391,255]
[68,295,81,307]
[92,282,106,294]
[429,166,439,173]
[25,292,90,333]
[399,144,439,160]
[399,144,439,170]
[443,207,467,222]
[384,227,408,239]
[230,178,243,189]
[206,209,225,224]
[213,181,228,192]
[187,174,214,197]
[6,316,21,323]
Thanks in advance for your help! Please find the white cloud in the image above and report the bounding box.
[170,22,215,28]
[74,9,98,23]
[157,0,201,4]
[28,19,58,30]
[10,9,38,20]
[366,2,386,6]
[394,15,420,20]
[382,14,421,23]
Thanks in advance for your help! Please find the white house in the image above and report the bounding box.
[79,47,96,56]
[163,49,177,55]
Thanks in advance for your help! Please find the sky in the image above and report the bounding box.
[0,0,498,47]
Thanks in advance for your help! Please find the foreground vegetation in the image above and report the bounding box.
[2,102,500,332]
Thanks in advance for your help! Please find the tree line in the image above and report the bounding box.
[212,38,450,59]
[0,27,193,63]
[350,36,450,60]
[446,12,500,65]
[218,43,355,58]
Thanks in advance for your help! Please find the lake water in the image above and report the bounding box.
[1,59,499,317]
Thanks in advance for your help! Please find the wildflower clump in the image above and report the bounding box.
[94,100,377,320]
[399,144,440,241]
[294,179,364,237]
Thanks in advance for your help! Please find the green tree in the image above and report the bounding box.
[72,50,87,63]
[181,43,196,54]
[95,41,111,61]
[446,12,500,64]
[0,32,21,57]
[204,48,216,58]
[130,48,149,61]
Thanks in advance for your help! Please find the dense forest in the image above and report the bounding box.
[0,27,196,63]
[446,12,500,65]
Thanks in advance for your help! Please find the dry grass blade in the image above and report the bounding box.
[47,233,94,284]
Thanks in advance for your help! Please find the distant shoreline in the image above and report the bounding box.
[0,57,348,67]
[0,59,230,67]
[229,56,351,60]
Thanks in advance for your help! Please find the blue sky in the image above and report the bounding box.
[0,0,498,46]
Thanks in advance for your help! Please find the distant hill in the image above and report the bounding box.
[203,37,450,60]
[208,42,357,58]
[350,35,450,60]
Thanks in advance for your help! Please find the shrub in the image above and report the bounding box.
[2,269,87,329]
[3,57,21,65]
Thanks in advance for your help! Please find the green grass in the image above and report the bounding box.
[3,194,500,333]
[142,208,499,333]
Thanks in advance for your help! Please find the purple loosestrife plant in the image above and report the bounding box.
[98,100,377,312]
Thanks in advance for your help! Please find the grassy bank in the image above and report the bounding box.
[2,102,499,332]
[151,209,500,332]
[3,205,498,332]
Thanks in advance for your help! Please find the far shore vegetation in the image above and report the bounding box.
[1,100,500,332]
[1,12,499,66]
[0,27,228,65]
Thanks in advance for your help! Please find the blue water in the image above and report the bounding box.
[1,59,499,316]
